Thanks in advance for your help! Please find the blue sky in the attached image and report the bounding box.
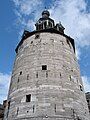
[0,0,90,104]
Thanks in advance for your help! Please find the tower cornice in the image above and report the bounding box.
[15,28,75,53]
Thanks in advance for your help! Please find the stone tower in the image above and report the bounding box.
[4,10,90,120]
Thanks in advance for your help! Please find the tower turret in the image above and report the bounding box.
[35,10,55,30]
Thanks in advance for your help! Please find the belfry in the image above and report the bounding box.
[4,10,90,120]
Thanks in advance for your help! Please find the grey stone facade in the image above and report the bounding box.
[4,10,90,120]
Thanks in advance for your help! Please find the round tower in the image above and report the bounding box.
[4,10,90,120]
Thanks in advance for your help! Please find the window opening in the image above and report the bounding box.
[55,104,56,113]
[26,94,31,102]
[31,41,33,44]
[87,100,89,104]
[18,77,19,82]
[42,65,47,70]
[69,75,72,81]
[46,72,48,78]
[49,22,52,27]
[60,73,61,77]
[33,105,35,113]
[20,71,22,75]
[27,74,29,80]
[36,72,38,78]
[17,107,19,115]
[39,24,43,30]
[35,34,40,39]
[80,85,83,91]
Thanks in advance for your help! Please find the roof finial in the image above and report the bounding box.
[45,6,46,9]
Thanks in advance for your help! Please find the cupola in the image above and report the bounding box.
[35,10,55,30]
[35,10,65,34]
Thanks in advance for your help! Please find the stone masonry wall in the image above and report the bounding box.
[4,32,90,120]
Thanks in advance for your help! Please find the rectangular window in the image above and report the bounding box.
[36,72,38,78]
[42,65,47,70]
[26,94,31,102]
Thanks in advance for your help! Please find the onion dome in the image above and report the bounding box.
[42,10,50,18]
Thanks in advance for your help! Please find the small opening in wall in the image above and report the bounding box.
[35,34,40,39]
[27,74,29,80]
[77,116,81,120]
[60,73,61,77]
[17,107,19,115]
[80,85,83,91]
[42,65,47,70]
[36,72,38,78]
[18,77,19,82]
[87,100,89,104]
[46,71,48,78]
[31,41,33,44]
[69,75,72,81]
[26,94,31,102]
[55,104,56,113]
[33,105,35,113]
[20,71,22,75]
[71,69,73,72]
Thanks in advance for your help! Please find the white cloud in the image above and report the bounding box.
[0,72,11,104]
[12,0,90,60]
[82,76,90,92]
[12,0,44,31]
[50,0,90,49]
[75,47,81,60]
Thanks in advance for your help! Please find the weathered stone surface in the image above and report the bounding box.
[4,32,90,120]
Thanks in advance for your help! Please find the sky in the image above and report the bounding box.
[0,0,90,104]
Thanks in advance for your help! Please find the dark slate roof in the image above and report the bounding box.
[42,10,50,16]
[15,28,75,53]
